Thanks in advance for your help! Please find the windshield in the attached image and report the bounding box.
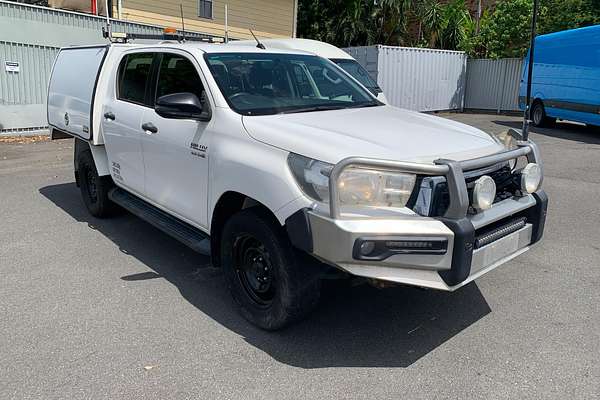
[331,58,381,94]
[205,52,381,116]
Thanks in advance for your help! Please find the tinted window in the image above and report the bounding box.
[118,53,153,105]
[205,52,380,116]
[156,54,204,101]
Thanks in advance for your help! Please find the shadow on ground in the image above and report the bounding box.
[40,182,491,369]
[493,119,600,145]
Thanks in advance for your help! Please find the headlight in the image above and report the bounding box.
[287,154,332,202]
[287,153,416,209]
[521,163,542,193]
[337,168,416,208]
[491,129,521,170]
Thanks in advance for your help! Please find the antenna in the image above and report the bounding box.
[249,29,265,49]
[180,4,186,42]
[224,4,229,43]
[104,0,111,39]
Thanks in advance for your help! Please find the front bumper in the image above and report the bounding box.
[285,142,548,291]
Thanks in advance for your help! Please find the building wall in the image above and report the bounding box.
[119,0,297,40]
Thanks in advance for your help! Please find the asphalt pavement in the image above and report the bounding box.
[0,113,599,399]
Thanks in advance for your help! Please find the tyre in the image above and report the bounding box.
[531,101,556,127]
[76,150,116,218]
[221,207,321,330]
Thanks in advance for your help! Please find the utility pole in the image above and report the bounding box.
[522,0,540,141]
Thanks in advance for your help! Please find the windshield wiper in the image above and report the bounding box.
[279,104,348,114]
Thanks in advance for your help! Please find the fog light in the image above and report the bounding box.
[359,241,376,256]
[472,175,496,211]
[521,163,542,193]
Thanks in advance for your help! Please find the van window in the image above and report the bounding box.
[155,54,205,102]
[117,53,154,105]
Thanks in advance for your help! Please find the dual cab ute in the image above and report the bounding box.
[48,40,547,330]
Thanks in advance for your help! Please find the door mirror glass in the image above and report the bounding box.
[155,92,211,121]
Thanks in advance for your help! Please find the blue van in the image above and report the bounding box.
[519,25,600,127]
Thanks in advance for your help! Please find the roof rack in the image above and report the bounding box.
[102,27,225,44]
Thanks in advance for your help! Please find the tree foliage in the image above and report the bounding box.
[297,0,600,58]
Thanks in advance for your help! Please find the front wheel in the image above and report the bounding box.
[221,208,321,330]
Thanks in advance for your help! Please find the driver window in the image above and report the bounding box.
[156,54,205,102]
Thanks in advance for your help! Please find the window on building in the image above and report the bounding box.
[117,53,154,105]
[198,0,213,19]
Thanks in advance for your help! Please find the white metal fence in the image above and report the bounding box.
[464,58,524,113]
[345,45,468,112]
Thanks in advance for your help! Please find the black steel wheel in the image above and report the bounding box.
[221,207,321,330]
[77,150,115,218]
[234,233,276,307]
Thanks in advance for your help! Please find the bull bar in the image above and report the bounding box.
[328,141,541,220]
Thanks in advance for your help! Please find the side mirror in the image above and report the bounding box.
[155,92,211,121]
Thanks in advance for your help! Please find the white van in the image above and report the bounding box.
[232,38,388,103]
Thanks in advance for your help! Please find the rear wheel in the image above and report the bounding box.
[221,208,321,330]
[531,101,555,127]
[77,150,115,218]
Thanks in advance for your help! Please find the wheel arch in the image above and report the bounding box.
[74,138,110,177]
[210,191,280,267]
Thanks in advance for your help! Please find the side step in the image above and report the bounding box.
[109,188,211,255]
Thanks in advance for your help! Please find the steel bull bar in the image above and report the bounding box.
[327,141,547,286]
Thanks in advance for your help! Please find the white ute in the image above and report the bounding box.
[48,38,548,330]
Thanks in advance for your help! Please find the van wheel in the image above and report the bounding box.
[531,101,555,127]
[77,150,115,218]
[221,208,321,330]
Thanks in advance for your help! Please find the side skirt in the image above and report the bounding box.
[109,187,211,255]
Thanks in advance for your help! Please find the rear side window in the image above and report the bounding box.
[117,53,154,105]
[155,53,205,102]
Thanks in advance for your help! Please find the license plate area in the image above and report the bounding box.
[470,223,533,275]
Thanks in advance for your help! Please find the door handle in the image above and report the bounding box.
[141,122,158,134]
[104,111,115,121]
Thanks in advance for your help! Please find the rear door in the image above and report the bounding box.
[102,51,155,196]
[140,51,212,229]
[48,46,108,140]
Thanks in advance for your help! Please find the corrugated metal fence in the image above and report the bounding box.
[0,42,59,133]
[464,58,524,112]
[0,0,214,133]
[345,45,468,112]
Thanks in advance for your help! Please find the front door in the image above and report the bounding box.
[102,51,154,196]
[140,51,212,230]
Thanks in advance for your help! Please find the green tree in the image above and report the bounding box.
[478,0,533,58]
[539,0,600,34]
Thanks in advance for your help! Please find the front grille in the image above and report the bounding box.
[413,165,521,217]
